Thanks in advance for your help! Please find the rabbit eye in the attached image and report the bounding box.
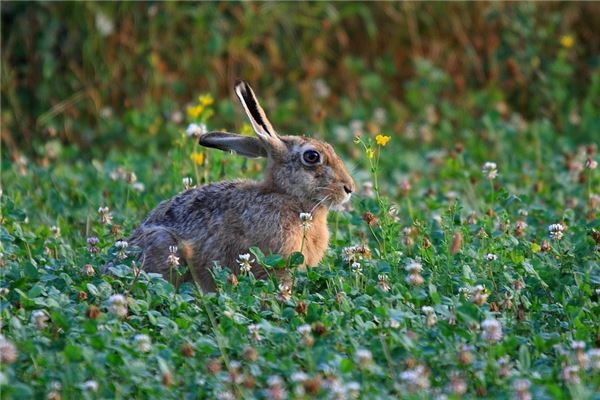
[302,150,321,165]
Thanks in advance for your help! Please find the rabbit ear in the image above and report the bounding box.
[234,80,285,151]
[199,131,267,158]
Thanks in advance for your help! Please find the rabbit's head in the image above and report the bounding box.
[200,80,355,208]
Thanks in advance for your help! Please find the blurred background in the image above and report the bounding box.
[1,2,599,161]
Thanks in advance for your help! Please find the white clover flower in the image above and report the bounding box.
[341,245,358,262]
[98,206,113,225]
[482,162,498,180]
[350,119,364,137]
[50,225,60,237]
[108,294,128,318]
[31,310,49,329]
[334,126,351,144]
[300,211,313,223]
[345,381,361,398]
[115,240,128,260]
[186,123,207,139]
[217,392,236,400]
[587,349,600,370]
[548,223,565,240]
[515,220,527,231]
[485,253,498,261]
[512,378,531,400]
[267,375,283,387]
[313,79,331,99]
[351,262,363,275]
[399,180,412,195]
[267,376,286,400]
[496,355,511,375]
[291,371,309,383]
[445,190,459,201]
[373,107,386,125]
[561,365,580,384]
[512,378,531,392]
[405,260,423,273]
[388,319,400,329]
[378,274,391,292]
[406,272,424,286]
[237,253,253,273]
[422,306,437,326]
[585,158,598,170]
[354,349,373,368]
[323,376,343,395]
[388,204,399,221]
[125,171,137,184]
[278,284,292,302]
[100,106,113,118]
[131,182,145,192]
[300,212,313,230]
[0,335,17,364]
[405,260,425,286]
[297,324,312,336]
[248,324,262,341]
[95,12,114,37]
[400,365,429,391]
[572,341,586,351]
[134,334,152,353]
[470,284,489,306]
[362,181,374,198]
[170,110,183,124]
[167,245,179,268]
[182,177,193,190]
[589,194,600,210]
[481,318,503,343]
[109,294,126,305]
[448,373,467,396]
[83,380,99,392]
[341,244,371,263]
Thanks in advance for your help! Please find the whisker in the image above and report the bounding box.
[310,194,331,214]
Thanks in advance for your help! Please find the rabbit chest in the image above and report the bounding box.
[282,207,330,267]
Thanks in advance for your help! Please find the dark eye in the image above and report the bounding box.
[302,150,321,165]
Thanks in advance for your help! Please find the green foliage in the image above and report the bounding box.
[1,2,600,399]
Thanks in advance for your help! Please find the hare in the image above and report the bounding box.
[119,80,355,291]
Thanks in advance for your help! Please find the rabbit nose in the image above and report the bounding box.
[343,185,353,194]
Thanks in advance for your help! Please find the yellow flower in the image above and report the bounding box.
[186,104,204,119]
[190,152,204,165]
[198,94,214,107]
[148,116,161,136]
[375,134,391,146]
[241,123,254,136]
[560,35,574,49]
[366,148,375,159]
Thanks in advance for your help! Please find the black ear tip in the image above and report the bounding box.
[234,79,248,90]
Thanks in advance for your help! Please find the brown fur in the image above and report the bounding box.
[106,81,355,291]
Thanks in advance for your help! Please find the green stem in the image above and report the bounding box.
[192,140,200,187]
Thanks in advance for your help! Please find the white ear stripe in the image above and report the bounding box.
[234,80,277,139]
